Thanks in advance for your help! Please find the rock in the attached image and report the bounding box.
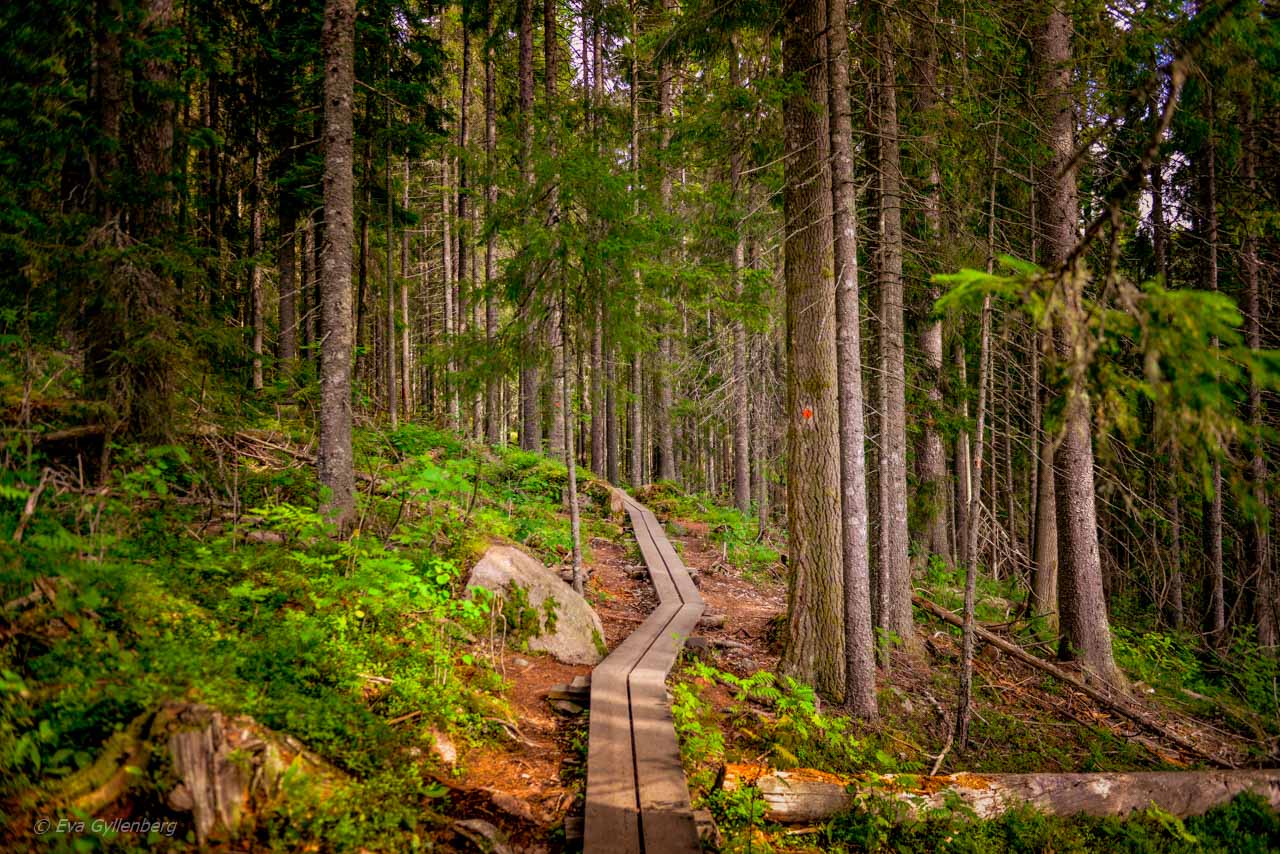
[485,788,543,824]
[453,818,513,854]
[429,729,457,766]
[548,699,586,716]
[243,530,285,545]
[467,544,606,665]
[512,657,531,668]
[698,612,728,629]
[546,684,591,704]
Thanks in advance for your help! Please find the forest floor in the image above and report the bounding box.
[3,423,1277,853]
[439,494,1276,852]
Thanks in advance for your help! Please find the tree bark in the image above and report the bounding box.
[653,0,676,483]
[875,9,913,655]
[484,15,501,444]
[1201,107,1226,648]
[544,0,567,462]
[318,0,357,528]
[278,209,298,365]
[563,290,585,594]
[1032,329,1059,629]
[443,156,458,428]
[112,0,177,440]
[627,5,643,485]
[250,146,265,391]
[1037,2,1118,683]
[386,89,398,428]
[780,0,845,703]
[729,47,752,516]
[827,0,876,719]
[518,0,541,451]
[912,4,948,561]
[719,765,1274,823]
[1242,106,1275,650]
[401,159,412,418]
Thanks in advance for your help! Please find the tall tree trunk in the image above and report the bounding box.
[654,0,676,482]
[1032,328,1059,629]
[544,0,567,462]
[443,157,458,428]
[780,0,845,703]
[518,0,541,451]
[1242,106,1275,650]
[386,93,398,428]
[591,304,606,475]
[875,10,913,654]
[627,3,642,485]
[484,15,501,444]
[965,145,999,569]
[957,154,998,746]
[1202,105,1226,648]
[318,0,356,528]
[563,289,585,594]
[301,214,315,358]
[912,3,948,561]
[402,159,412,417]
[356,152,369,386]
[108,0,177,440]
[630,358,643,484]
[828,0,876,719]
[730,46,752,515]
[250,145,265,391]
[954,340,971,567]
[278,208,298,365]
[1038,3,1118,683]
[459,19,474,438]
[1149,150,1181,629]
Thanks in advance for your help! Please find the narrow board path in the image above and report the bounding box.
[584,491,704,854]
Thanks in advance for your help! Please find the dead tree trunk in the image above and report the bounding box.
[720,764,1275,823]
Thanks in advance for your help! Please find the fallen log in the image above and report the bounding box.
[912,595,1231,769]
[720,763,1280,823]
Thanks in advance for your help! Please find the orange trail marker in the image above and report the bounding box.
[802,407,813,420]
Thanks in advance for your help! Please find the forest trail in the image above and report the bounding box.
[583,490,704,854]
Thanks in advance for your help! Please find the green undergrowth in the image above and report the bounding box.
[673,663,1279,853]
[1108,617,1280,749]
[640,483,782,581]
[671,659,914,851]
[920,553,1027,625]
[0,421,611,850]
[814,791,1280,854]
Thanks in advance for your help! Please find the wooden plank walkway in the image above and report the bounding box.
[584,491,704,854]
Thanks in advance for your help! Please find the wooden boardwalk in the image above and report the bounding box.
[584,491,705,854]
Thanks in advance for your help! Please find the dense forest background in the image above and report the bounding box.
[2,0,1280,849]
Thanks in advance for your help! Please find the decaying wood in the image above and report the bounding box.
[0,424,107,453]
[720,763,1280,823]
[12,468,51,543]
[40,702,342,846]
[913,595,1231,768]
